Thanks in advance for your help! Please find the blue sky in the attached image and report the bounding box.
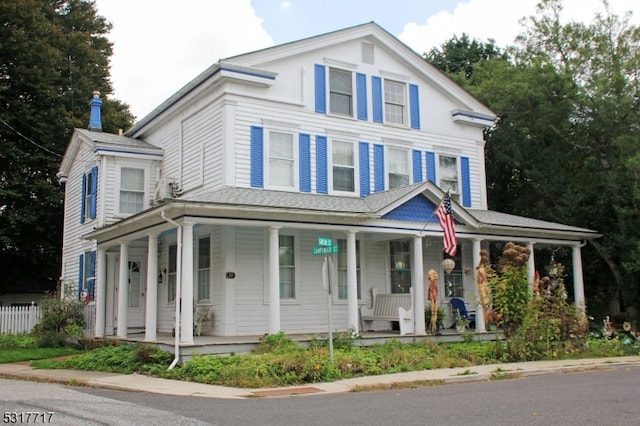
[94,0,639,121]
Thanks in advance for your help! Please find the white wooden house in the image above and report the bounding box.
[57,23,599,346]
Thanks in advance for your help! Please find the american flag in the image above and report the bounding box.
[435,192,457,256]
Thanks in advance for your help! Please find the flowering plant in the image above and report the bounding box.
[486,310,502,326]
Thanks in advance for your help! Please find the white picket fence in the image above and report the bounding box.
[0,303,41,335]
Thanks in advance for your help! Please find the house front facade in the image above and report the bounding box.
[57,23,599,346]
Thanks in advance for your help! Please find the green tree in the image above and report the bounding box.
[0,0,133,294]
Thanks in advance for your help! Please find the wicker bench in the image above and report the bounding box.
[360,288,414,335]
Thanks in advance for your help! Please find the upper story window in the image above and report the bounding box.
[384,80,406,125]
[439,155,459,195]
[268,131,296,189]
[331,140,356,193]
[279,235,296,299]
[329,68,353,116]
[80,166,97,223]
[388,147,410,189]
[119,167,145,214]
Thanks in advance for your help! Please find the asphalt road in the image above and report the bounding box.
[1,365,638,425]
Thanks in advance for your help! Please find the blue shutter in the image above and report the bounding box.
[372,76,383,123]
[374,144,385,192]
[426,151,436,183]
[356,73,368,121]
[359,142,370,197]
[299,133,311,192]
[314,64,326,114]
[80,173,86,224]
[78,253,84,300]
[88,251,96,300]
[461,156,471,207]
[412,149,423,183]
[250,126,264,188]
[89,166,98,219]
[316,135,328,194]
[409,84,420,129]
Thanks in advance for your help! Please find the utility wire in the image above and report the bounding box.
[0,118,63,158]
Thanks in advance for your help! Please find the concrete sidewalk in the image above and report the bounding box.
[1,356,639,399]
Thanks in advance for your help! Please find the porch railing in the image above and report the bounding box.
[83,303,96,338]
[0,303,40,335]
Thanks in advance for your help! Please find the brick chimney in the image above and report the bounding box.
[88,90,102,131]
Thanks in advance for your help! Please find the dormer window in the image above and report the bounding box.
[384,80,406,125]
[439,155,459,195]
[329,68,353,116]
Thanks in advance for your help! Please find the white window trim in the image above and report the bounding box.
[436,153,461,197]
[327,67,357,120]
[382,78,408,127]
[264,128,299,192]
[263,230,301,304]
[328,138,359,196]
[386,145,411,190]
[115,164,149,217]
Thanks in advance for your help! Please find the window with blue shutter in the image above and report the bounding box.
[316,135,328,194]
[412,149,423,183]
[88,251,96,300]
[80,166,98,223]
[299,133,311,192]
[409,84,420,129]
[80,174,86,224]
[250,126,264,188]
[78,253,84,300]
[315,64,326,114]
[372,76,383,123]
[374,144,385,192]
[461,156,471,207]
[359,142,370,197]
[356,73,368,121]
[89,166,98,219]
[426,151,436,183]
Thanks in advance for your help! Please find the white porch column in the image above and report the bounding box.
[181,221,195,344]
[527,242,536,289]
[145,233,158,342]
[346,230,359,332]
[94,247,107,338]
[116,241,129,338]
[472,239,486,332]
[413,235,426,335]
[572,243,586,310]
[268,226,281,334]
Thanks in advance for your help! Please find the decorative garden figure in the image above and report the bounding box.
[428,269,439,334]
[476,249,491,325]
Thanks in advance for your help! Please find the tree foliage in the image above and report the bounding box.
[0,0,134,294]
[426,0,640,317]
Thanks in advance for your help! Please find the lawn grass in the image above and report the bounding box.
[0,347,82,364]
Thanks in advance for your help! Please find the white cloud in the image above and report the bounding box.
[96,0,273,119]
[281,1,292,9]
[399,0,640,55]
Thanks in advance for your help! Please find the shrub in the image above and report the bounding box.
[33,291,85,347]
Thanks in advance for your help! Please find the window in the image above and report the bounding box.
[329,68,353,116]
[128,261,141,308]
[337,239,360,299]
[390,240,411,294]
[388,147,410,189]
[332,140,355,193]
[167,243,177,303]
[198,236,211,301]
[384,80,406,125]
[81,167,97,223]
[79,251,96,301]
[279,235,295,299]
[119,167,145,214]
[443,249,463,298]
[268,131,295,188]
[439,155,459,194]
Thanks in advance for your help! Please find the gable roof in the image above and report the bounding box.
[126,22,496,138]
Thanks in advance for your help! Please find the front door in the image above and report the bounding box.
[127,260,145,328]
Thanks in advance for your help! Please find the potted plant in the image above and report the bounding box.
[455,308,469,333]
[425,305,446,333]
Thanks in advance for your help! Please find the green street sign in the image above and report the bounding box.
[317,237,333,247]
[312,245,339,255]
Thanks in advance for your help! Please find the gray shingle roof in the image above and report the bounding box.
[76,128,162,152]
